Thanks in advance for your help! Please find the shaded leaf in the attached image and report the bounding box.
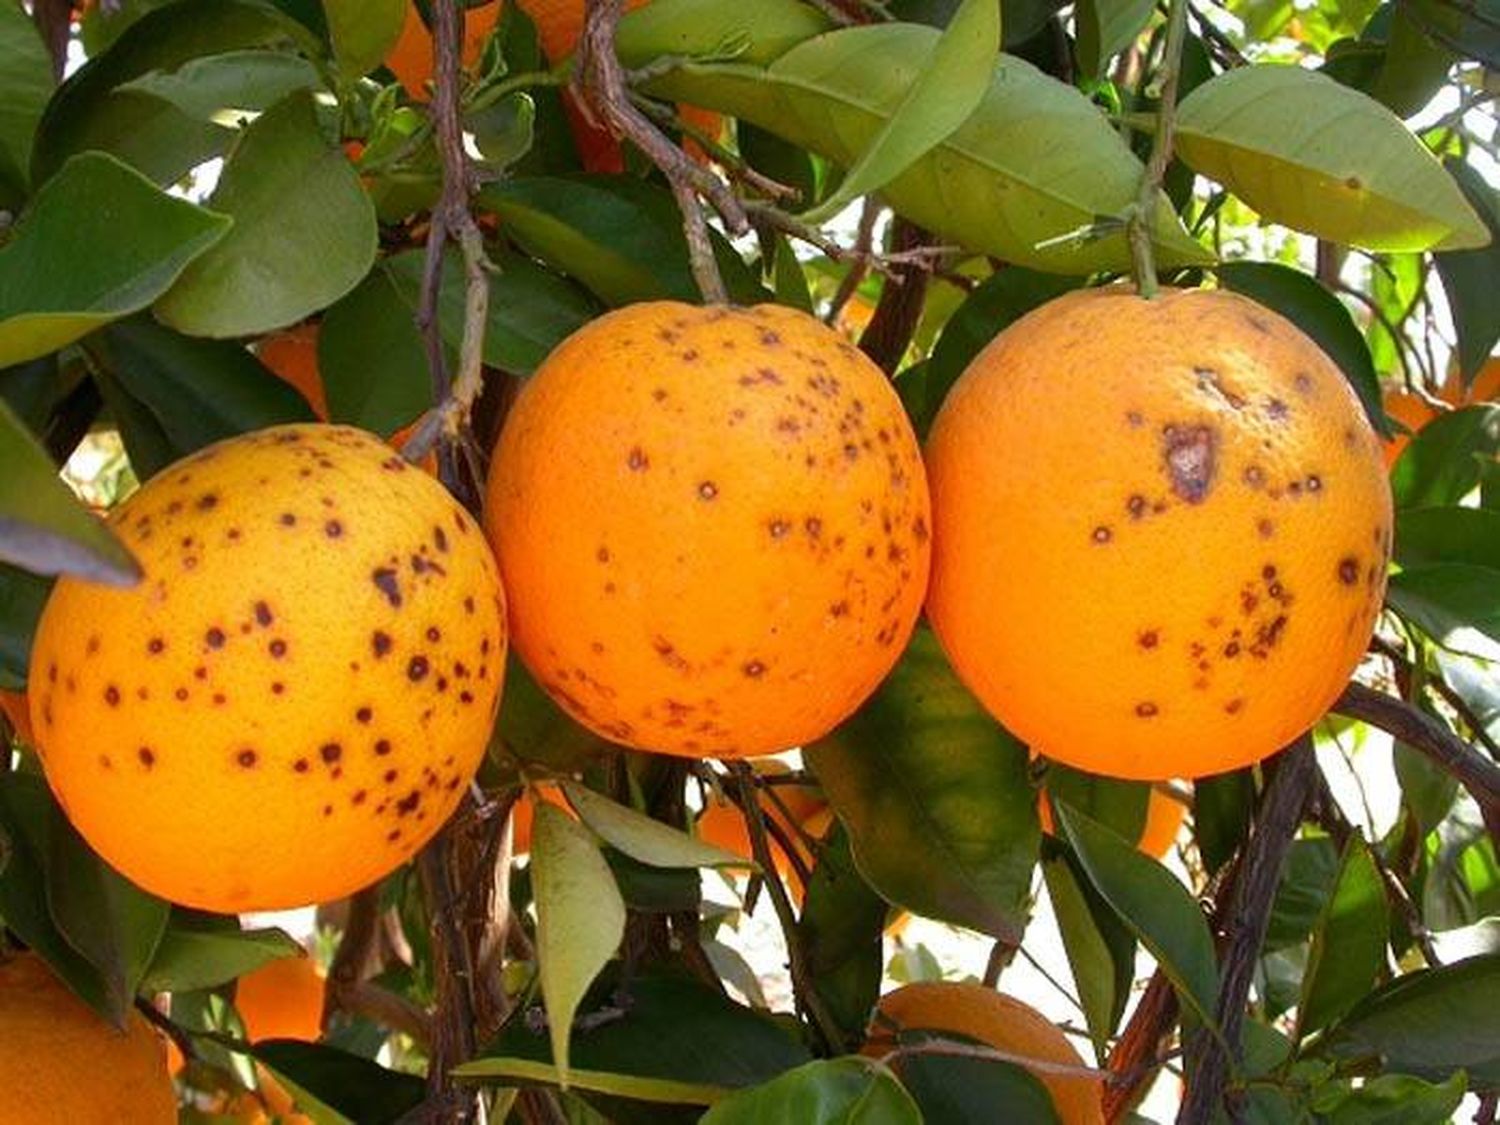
[1394,506,1500,570]
[1216,260,1384,433]
[1042,849,1135,1058]
[142,913,302,993]
[155,90,377,337]
[1390,404,1500,510]
[0,0,53,205]
[492,655,615,774]
[1055,801,1220,1027]
[1316,1071,1466,1125]
[0,564,50,689]
[890,1049,1063,1124]
[323,0,406,82]
[0,152,229,367]
[1299,835,1390,1036]
[806,0,1000,221]
[623,23,1210,274]
[531,802,627,1086]
[0,398,139,585]
[318,266,434,438]
[1265,837,1341,951]
[116,49,321,123]
[797,823,888,1046]
[701,1057,920,1124]
[1075,0,1155,82]
[1435,160,1500,388]
[772,238,815,313]
[253,1039,426,1125]
[603,846,702,915]
[562,782,750,870]
[1386,563,1500,660]
[1175,64,1488,252]
[1192,768,1252,876]
[1041,764,1149,844]
[805,628,1040,941]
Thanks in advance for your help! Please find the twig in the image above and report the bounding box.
[825,199,882,326]
[1178,737,1316,1124]
[1187,3,1247,68]
[1336,681,1500,822]
[630,95,800,201]
[1372,636,1500,763]
[1104,970,1179,1120]
[134,998,198,1066]
[577,0,748,303]
[337,979,436,1046]
[982,938,1013,989]
[858,218,932,374]
[1476,1091,1498,1125]
[729,762,846,1052]
[325,886,383,1029]
[1127,0,1190,298]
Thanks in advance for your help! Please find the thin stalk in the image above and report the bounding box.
[1128,0,1190,299]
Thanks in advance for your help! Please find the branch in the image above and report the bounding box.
[858,218,932,374]
[1178,737,1316,1125]
[1336,681,1500,821]
[325,886,383,1029]
[1104,969,1179,1122]
[825,198,881,326]
[1127,0,1190,298]
[30,0,68,81]
[577,0,748,304]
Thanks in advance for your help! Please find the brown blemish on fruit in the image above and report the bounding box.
[324,519,343,538]
[293,757,310,773]
[1137,630,1159,650]
[254,601,273,627]
[1162,424,1217,503]
[352,790,368,806]
[206,627,226,650]
[104,685,120,707]
[355,707,373,723]
[137,746,156,768]
[375,739,392,756]
[1092,525,1112,544]
[320,743,342,764]
[627,446,650,471]
[407,655,429,681]
[698,481,719,501]
[372,568,401,607]
[236,749,258,768]
[743,660,766,678]
[1127,494,1148,519]
[1257,518,1275,539]
[1265,398,1290,421]
[769,519,790,539]
[278,512,297,527]
[1135,701,1159,718]
[268,639,288,659]
[1338,557,1360,586]
[1224,698,1245,714]
[270,682,284,695]
[425,626,441,642]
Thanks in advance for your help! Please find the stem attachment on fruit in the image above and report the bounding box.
[1127,0,1189,299]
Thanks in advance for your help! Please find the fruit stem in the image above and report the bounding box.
[1127,0,1189,300]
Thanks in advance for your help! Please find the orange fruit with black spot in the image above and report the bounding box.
[926,286,1392,781]
[486,302,930,758]
[1,688,31,743]
[1038,785,1187,860]
[386,1,503,98]
[0,952,176,1123]
[1381,389,1441,468]
[28,424,507,911]
[864,982,1103,1125]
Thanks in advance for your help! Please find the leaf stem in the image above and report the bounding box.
[1128,0,1190,299]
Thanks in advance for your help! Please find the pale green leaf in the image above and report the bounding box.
[1175,64,1489,252]
[453,1057,728,1105]
[115,50,322,123]
[560,781,753,870]
[615,0,832,68]
[1075,0,1155,82]
[701,1058,921,1124]
[155,90,377,337]
[531,803,626,1088]
[323,0,407,82]
[141,922,302,993]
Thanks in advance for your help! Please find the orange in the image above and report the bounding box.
[0,952,176,1124]
[925,286,1392,781]
[1037,785,1187,860]
[1442,356,1500,406]
[386,1,503,98]
[28,424,507,911]
[236,954,326,1043]
[864,982,1103,1125]
[518,0,649,69]
[510,780,570,854]
[697,763,828,884]
[1381,389,1441,468]
[258,324,327,419]
[485,302,931,758]
[1,687,31,744]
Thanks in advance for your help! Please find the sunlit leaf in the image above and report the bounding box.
[700,1058,920,1124]
[561,781,751,870]
[1298,835,1389,1036]
[141,913,302,993]
[323,0,406,83]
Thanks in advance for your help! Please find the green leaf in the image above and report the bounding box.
[561,782,750,870]
[1041,764,1149,844]
[805,628,1040,941]
[530,802,627,1087]
[1435,160,1500,388]
[1298,836,1390,1036]
[155,90,377,337]
[115,49,321,123]
[1391,404,1500,510]
[141,914,303,993]
[43,802,170,1026]
[460,966,812,1101]
[0,0,53,205]
[1075,0,1155,82]
[615,0,832,67]
[0,152,230,367]
[1316,1071,1466,1125]
[701,1058,921,1124]
[252,1040,426,1125]
[1394,507,1500,570]
[772,238,815,313]
[1054,801,1220,1027]
[1042,851,1135,1059]
[1324,953,1500,1085]
[0,564,50,689]
[0,398,139,585]
[1265,837,1341,951]
[1174,65,1489,252]
[479,175,765,306]
[1216,261,1384,433]
[382,247,600,375]
[318,266,433,438]
[797,824,888,1046]
[1404,0,1500,69]
[32,0,314,186]
[1192,769,1252,876]
[493,655,615,773]
[806,0,1000,221]
[889,1049,1063,1124]
[1387,564,1500,660]
[623,26,1210,275]
[323,0,406,82]
[87,315,318,477]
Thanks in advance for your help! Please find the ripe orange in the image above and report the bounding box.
[697,763,828,884]
[1441,355,1500,406]
[1381,389,1441,468]
[29,424,507,911]
[864,981,1103,1125]
[1,687,31,743]
[925,286,1392,781]
[386,1,503,98]
[1037,785,1187,860]
[0,953,176,1123]
[510,781,569,854]
[485,302,931,758]
[236,955,326,1043]
[257,324,327,419]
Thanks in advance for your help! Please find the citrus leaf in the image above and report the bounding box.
[253,1040,426,1125]
[1265,837,1342,952]
[1215,260,1384,433]
[318,266,434,439]
[615,0,832,68]
[531,802,627,1087]
[560,781,752,870]
[1323,953,1500,1084]
[1315,1071,1466,1125]
[1042,851,1135,1059]
[1174,64,1489,252]
[155,90,378,338]
[1298,835,1389,1037]
[0,398,139,585]
[141,916,303,993]
[0,0,53,206]
[623,25,1210,275]
[457,1058,728,1105]
[805,0,1000,222]
[797,824,887,1044]
[1391,404,1500,510]
[0,564,50,689]
[805,628,1040,942]
[115,49,322,122]
[890,1050,1063,1124]
[701,1058,921,1124]
[1075,0,1155,82]
[0,151,230,367]
[772,237,816,312]
[1054,801,1220,1028]
[1434,160,1500,387]
[1394,507,1500,570]
[1386,563,1500,661]
[323,0,407,83]
[1041,764,1149,843]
